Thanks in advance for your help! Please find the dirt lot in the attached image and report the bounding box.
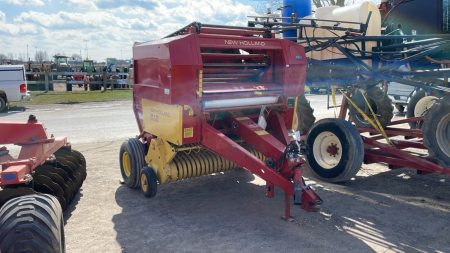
[65,139,450,252]
[4,98,450,252]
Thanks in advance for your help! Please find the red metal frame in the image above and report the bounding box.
[0,117,68,185]
[201,114,322,217]
[339,93,450,175]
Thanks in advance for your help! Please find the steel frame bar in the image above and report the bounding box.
[362,136,450,175]
[201,123,294,194]
[337,91,448,175]
[201,114,321,217]
[357,128,423,138]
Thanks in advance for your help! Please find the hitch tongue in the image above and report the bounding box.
[293,168,322,212]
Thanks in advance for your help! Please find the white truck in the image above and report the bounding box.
[0,65,31,112]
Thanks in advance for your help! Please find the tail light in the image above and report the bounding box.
[20,83,26,93]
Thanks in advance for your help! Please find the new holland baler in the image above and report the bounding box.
[120,22,321,218]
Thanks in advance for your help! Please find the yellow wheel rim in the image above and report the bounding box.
[141,174,148,192]
[122,152,131,177]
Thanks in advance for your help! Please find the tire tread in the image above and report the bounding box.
[0,194,64,253]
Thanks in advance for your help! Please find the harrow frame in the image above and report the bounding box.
[0,117,68,185]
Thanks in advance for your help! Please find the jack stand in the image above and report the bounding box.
[281,193,294,221]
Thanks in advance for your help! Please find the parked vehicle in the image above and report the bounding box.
[386,82,415,113]
[0,65,31,112]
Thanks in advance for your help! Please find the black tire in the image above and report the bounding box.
[349,87,393,129]
[295,95,316,135]
[422,96,450,167]
[406,90,441,129]
[66,83,72,92]
[119,138,147,188]
[406,90,426,129]
[0,194,65,253]
[0,97,5,112]
[140,167,157,198]
[305,118,364,182]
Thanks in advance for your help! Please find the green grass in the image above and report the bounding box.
[11,90,133,106]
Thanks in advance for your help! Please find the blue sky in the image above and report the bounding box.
[0,0,379,62]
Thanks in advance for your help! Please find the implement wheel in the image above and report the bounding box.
[306,118,364,182]
[406,90,440,129]
[140,167,157,198]
[0,97,6,112]
[349,87,393,129]
[294,95,316,135]
[120,138,147,188]
[422,96,450,167]
[0,194,65,253]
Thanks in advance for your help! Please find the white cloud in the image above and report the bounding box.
[1,0,45,5]
[0,11,5,23]
[64,0,97,10]
[0,0,257,61]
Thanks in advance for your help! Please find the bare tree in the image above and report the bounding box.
[18,53,24,63]
[35,50,48,64]
[0,54,7,64]
[312,0,348,8]
[71,53,82,63]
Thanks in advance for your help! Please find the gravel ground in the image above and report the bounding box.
[63,140,450,253]
[4,97,450,253]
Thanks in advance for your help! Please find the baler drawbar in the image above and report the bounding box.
[120,22,322,218]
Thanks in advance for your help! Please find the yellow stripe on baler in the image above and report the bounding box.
[197,70,203,97]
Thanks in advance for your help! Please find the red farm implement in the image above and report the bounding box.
[0,115,86,252]
[120,22,325,219]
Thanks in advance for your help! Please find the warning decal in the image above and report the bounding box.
[184,127,194,138]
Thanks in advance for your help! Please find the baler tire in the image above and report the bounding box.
[349,87,394,129]
[140,167,157,198]
[295,95,316,135]
[422,96,450,167]
[120,138,146,189]
[306,118,364,182]
[0,97,6,112]
[0,194,65,253]
[406,90,440,129]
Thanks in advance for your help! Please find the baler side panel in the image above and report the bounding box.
[168,36,199,105]
[169,36,202,144]
[133,34,203,144]
[133,40,171,134]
